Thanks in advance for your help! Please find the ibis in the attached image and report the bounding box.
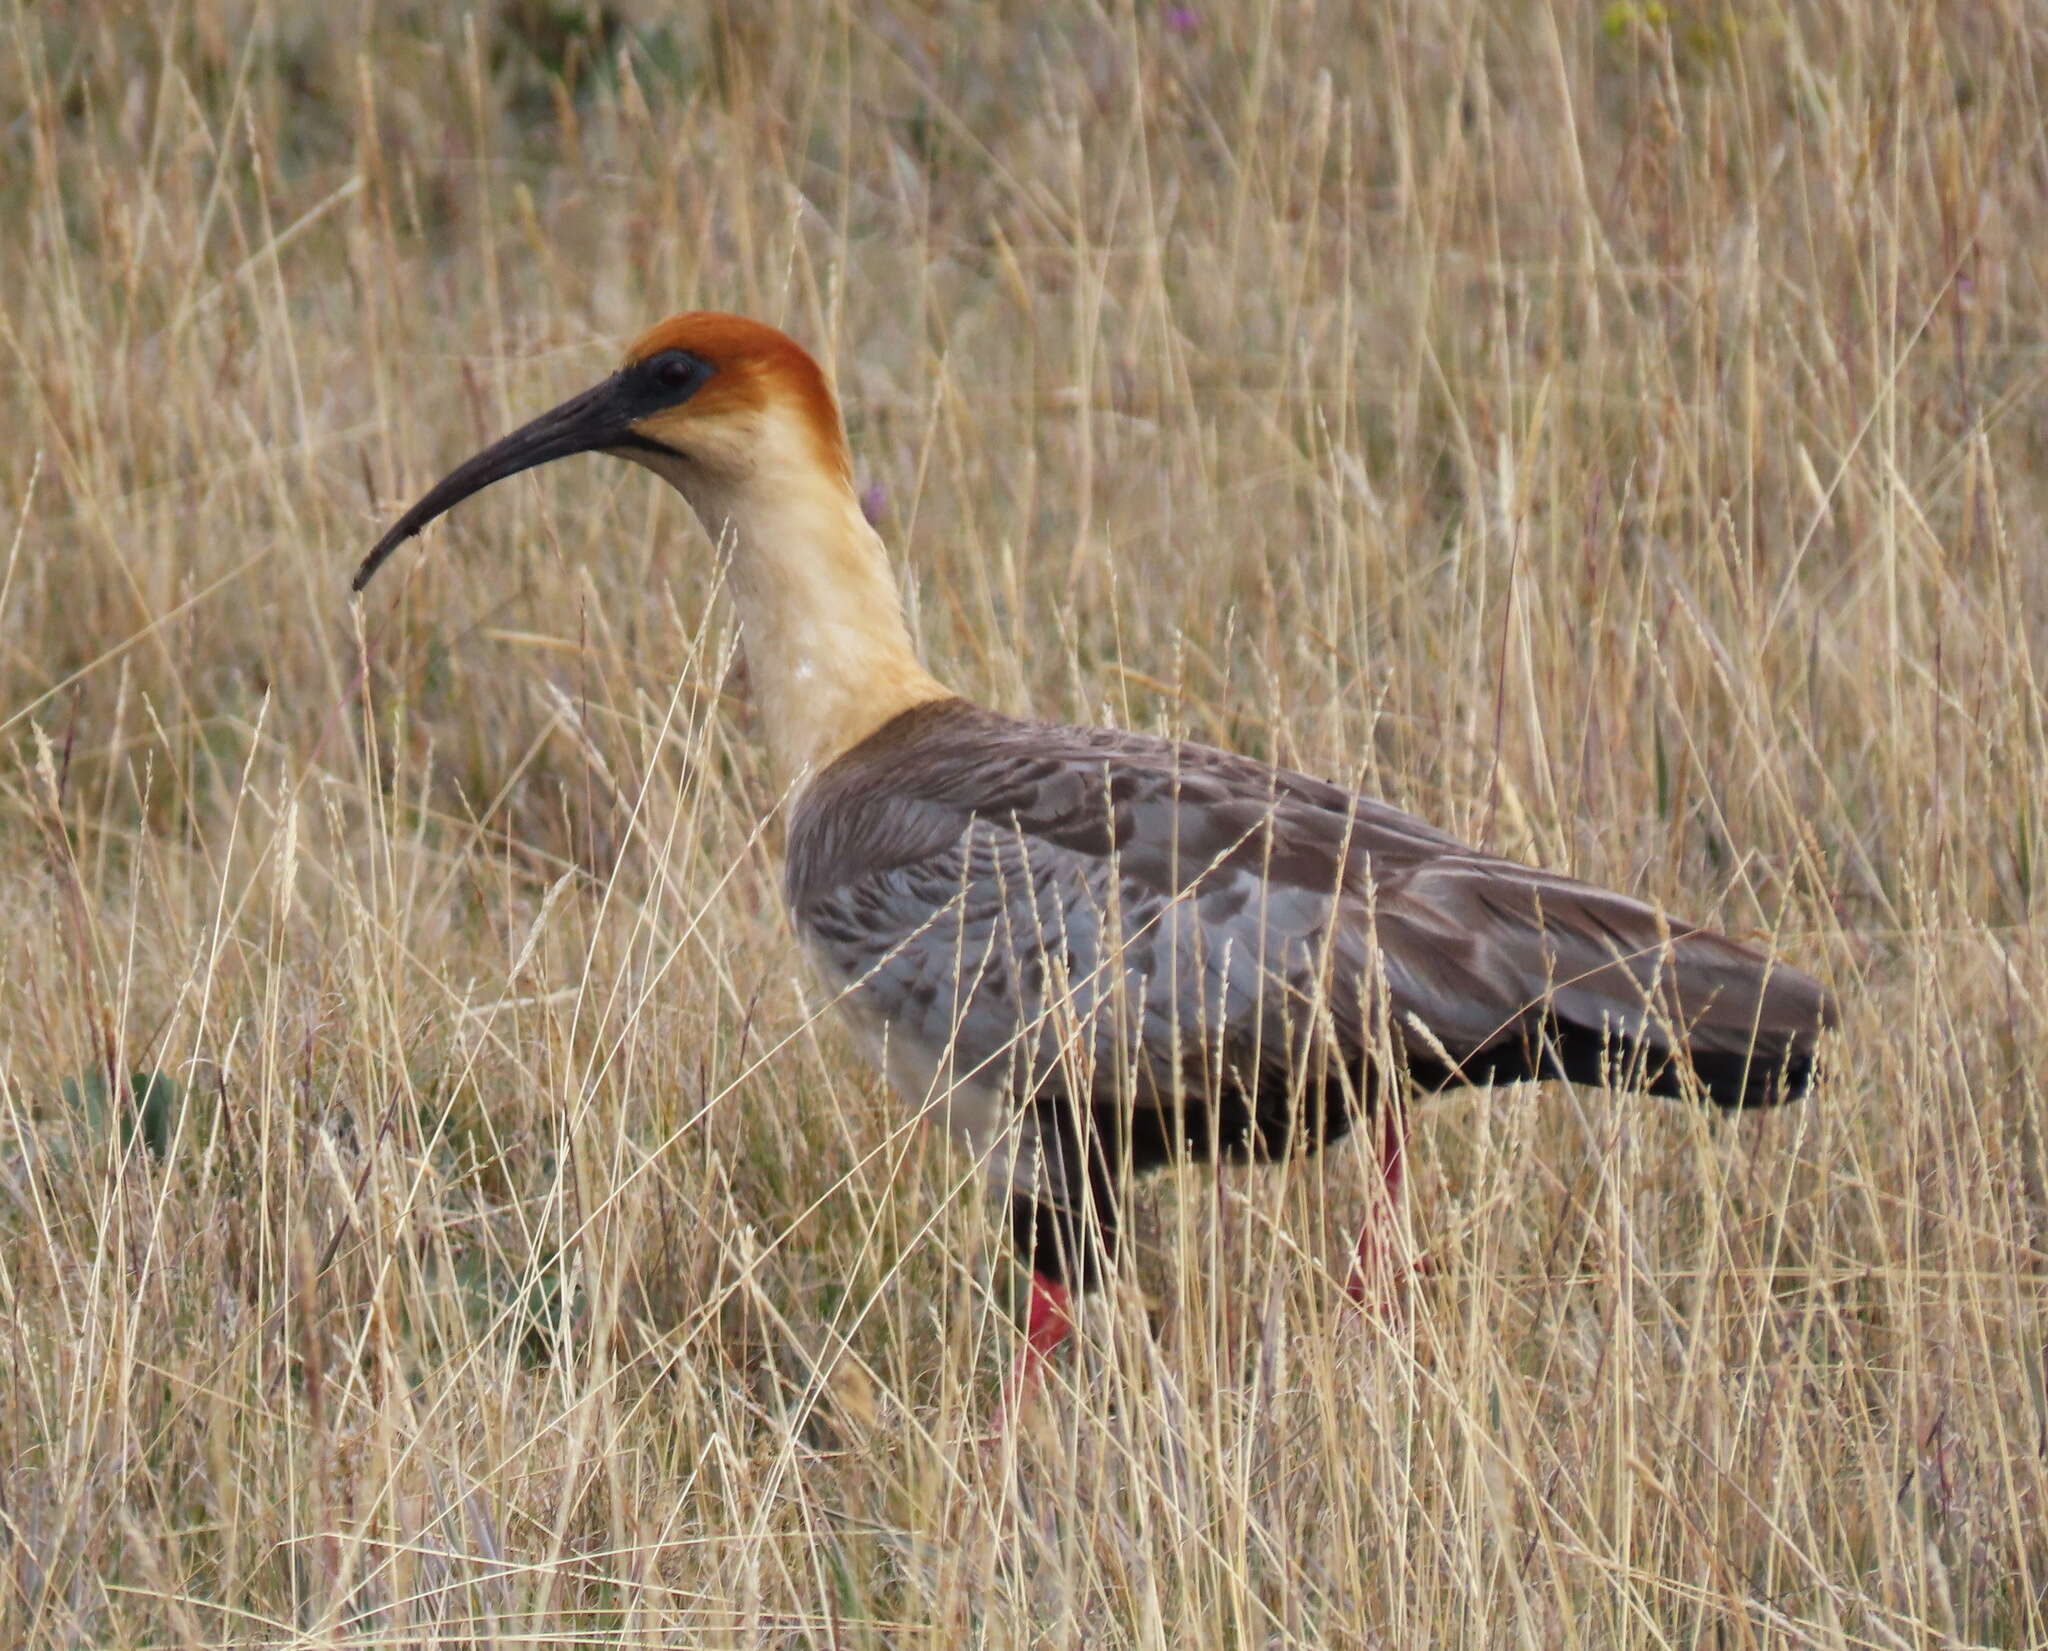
[355,313,1833,1380]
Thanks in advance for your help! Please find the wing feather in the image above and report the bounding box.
[787,701,1832,1192]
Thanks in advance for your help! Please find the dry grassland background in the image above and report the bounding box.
[5,1,2048,1645]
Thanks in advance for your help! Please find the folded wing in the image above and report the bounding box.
[787,702,1832,1184]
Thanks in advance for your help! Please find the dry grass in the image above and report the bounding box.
[4,0,2046,1644]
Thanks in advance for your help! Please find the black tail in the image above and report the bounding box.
[1539,937,1834,1110]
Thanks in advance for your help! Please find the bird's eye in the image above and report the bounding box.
[653,352,701,390]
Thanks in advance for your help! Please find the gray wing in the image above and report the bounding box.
[794,806,1348,1124]
[787,703,1832,1200]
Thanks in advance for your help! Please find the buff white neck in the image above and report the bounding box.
[624,403,949,786]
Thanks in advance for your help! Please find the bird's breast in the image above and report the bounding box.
[798,926,1053,1200]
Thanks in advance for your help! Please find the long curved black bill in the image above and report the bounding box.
[352,375,633,593]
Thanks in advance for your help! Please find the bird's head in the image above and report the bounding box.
[353,312,851,592]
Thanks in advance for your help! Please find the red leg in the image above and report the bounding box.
[1346,1106,1422,1312]
[993,1271,1073,1435]
[1024,1271,1075,1363]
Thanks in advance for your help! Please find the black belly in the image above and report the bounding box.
[1010,1053,1381,1289]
